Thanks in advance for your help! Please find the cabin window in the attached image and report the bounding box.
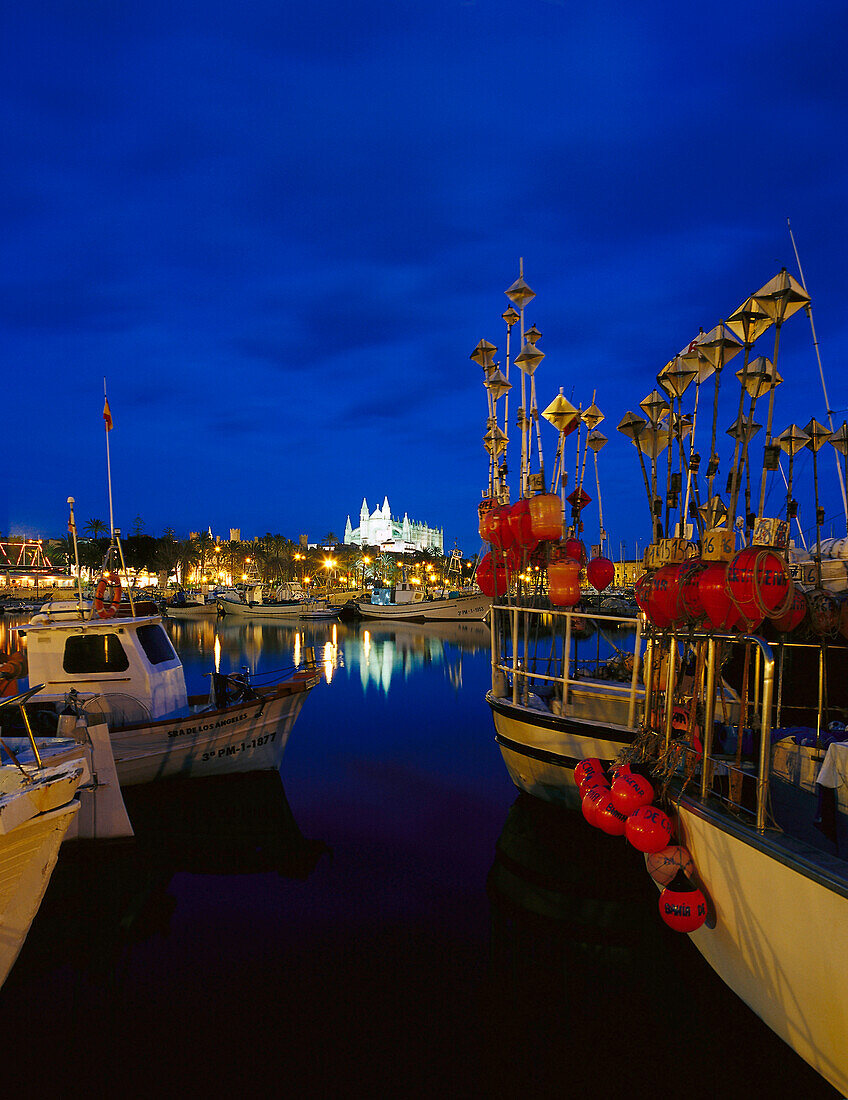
[63,633,129,674]
[136,624,178,665]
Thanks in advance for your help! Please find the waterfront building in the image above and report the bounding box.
[343,497,443,554]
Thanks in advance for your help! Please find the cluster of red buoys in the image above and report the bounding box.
[634,547,804,634]
[575,757,708,933]
[477,495,615,604]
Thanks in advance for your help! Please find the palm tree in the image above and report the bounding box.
[84,518,108,539]
[153,529,181,589]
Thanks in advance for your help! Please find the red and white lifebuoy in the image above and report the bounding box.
[93,572,122,619]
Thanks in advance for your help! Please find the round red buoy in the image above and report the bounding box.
[649,563,684,627]
[508,499,539,556]
[594,795,628,836]
[658,869,708,932]
[563,537,587,565]
[771,585,806,633]
[586,556,615,593]
[611,770,655,815]
[644,845,696,887]
[475,552,508,597]
[625,804,674,852]
[581,785,607,827]
[698,561,738,631]
[574,758,606,790]
[678,559,707,623]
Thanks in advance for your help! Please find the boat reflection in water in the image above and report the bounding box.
[6,771,328,992]
[485,793,838,1099]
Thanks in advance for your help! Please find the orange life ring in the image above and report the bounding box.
[94,572,122,619]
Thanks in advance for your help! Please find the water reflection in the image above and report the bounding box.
[165,616,492,697]
[7,771,327,992]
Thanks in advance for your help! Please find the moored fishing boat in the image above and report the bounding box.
[553,259,848,1094]
[356,575,490,623]
[15,581,320,787]
[0,751,84,986]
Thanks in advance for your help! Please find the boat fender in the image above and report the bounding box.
[93,572,122,619]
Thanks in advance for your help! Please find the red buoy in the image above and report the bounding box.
[658,869,708,932]
[698,562,738,631]
[771,585,806,633]
[487,506,514,551]
[508,499,539,555]
[678,559,707,623]
[548,560,581,607]
[528,493,563,541]
[625,804,674,853]
[648,563,684,627]
[581,786,607,827]
[611,771,655,815]
[586,556,615,593]
[574,758,606,791]
[475,552,508,597]
[594,796,628,836]
[478,498,497,542]
[563,538,587,565]
[727,546,792,619]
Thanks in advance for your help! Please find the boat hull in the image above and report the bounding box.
[101,673,320,786]
[357,594,491,622]
[217,600,338,620]
[0,767,82,986]
[488,691,636,808]
[676,794,848,1097]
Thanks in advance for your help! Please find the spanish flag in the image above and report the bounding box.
[103,397,113,432]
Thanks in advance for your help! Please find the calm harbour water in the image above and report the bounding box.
[2,614,839,1098]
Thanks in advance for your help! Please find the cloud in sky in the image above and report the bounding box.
[2,0,848,550]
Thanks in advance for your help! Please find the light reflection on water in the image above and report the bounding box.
[164,614,492,698]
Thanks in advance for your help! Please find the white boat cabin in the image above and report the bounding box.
[22,605,188,723]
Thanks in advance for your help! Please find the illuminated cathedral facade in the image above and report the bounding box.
[343,497,443,555]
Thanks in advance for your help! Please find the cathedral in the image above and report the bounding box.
[343,497,443,554]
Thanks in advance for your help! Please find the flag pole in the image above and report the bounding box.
[103,379,115,541]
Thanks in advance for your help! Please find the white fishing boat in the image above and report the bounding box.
[356,577,490,622]
[16,594,320,787]
[471,261,848,1093]
[0,754,84,986]
[217,583,340,621]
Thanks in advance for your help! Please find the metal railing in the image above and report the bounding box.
[490,602,644,730]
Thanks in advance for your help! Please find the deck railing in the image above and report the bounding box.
[490,601,644,730]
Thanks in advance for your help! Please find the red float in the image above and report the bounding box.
[771,586,806,633]
[594,795,628,836]
[625,804,674,853]
[508,499,539,555]
[528,493,564,541]
[649,563,684,627]
[475,552,508,597]
[581,785,608,828]
[658,869,708,932]
[586,556,615,593]
[478,497,497,542]
[727,547,792,620]
[611,771,655,815]
[563,538,587,565]
[574,758,606,790]
[698,562,738,631]
[548,560,581,607]
[678,559,707,622]
[486,506,514,551]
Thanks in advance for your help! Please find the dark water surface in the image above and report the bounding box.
[2,617,838,1098]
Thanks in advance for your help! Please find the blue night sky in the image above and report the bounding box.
[3,0,848,556]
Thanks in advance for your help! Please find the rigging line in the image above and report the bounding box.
[787,218,848,524]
